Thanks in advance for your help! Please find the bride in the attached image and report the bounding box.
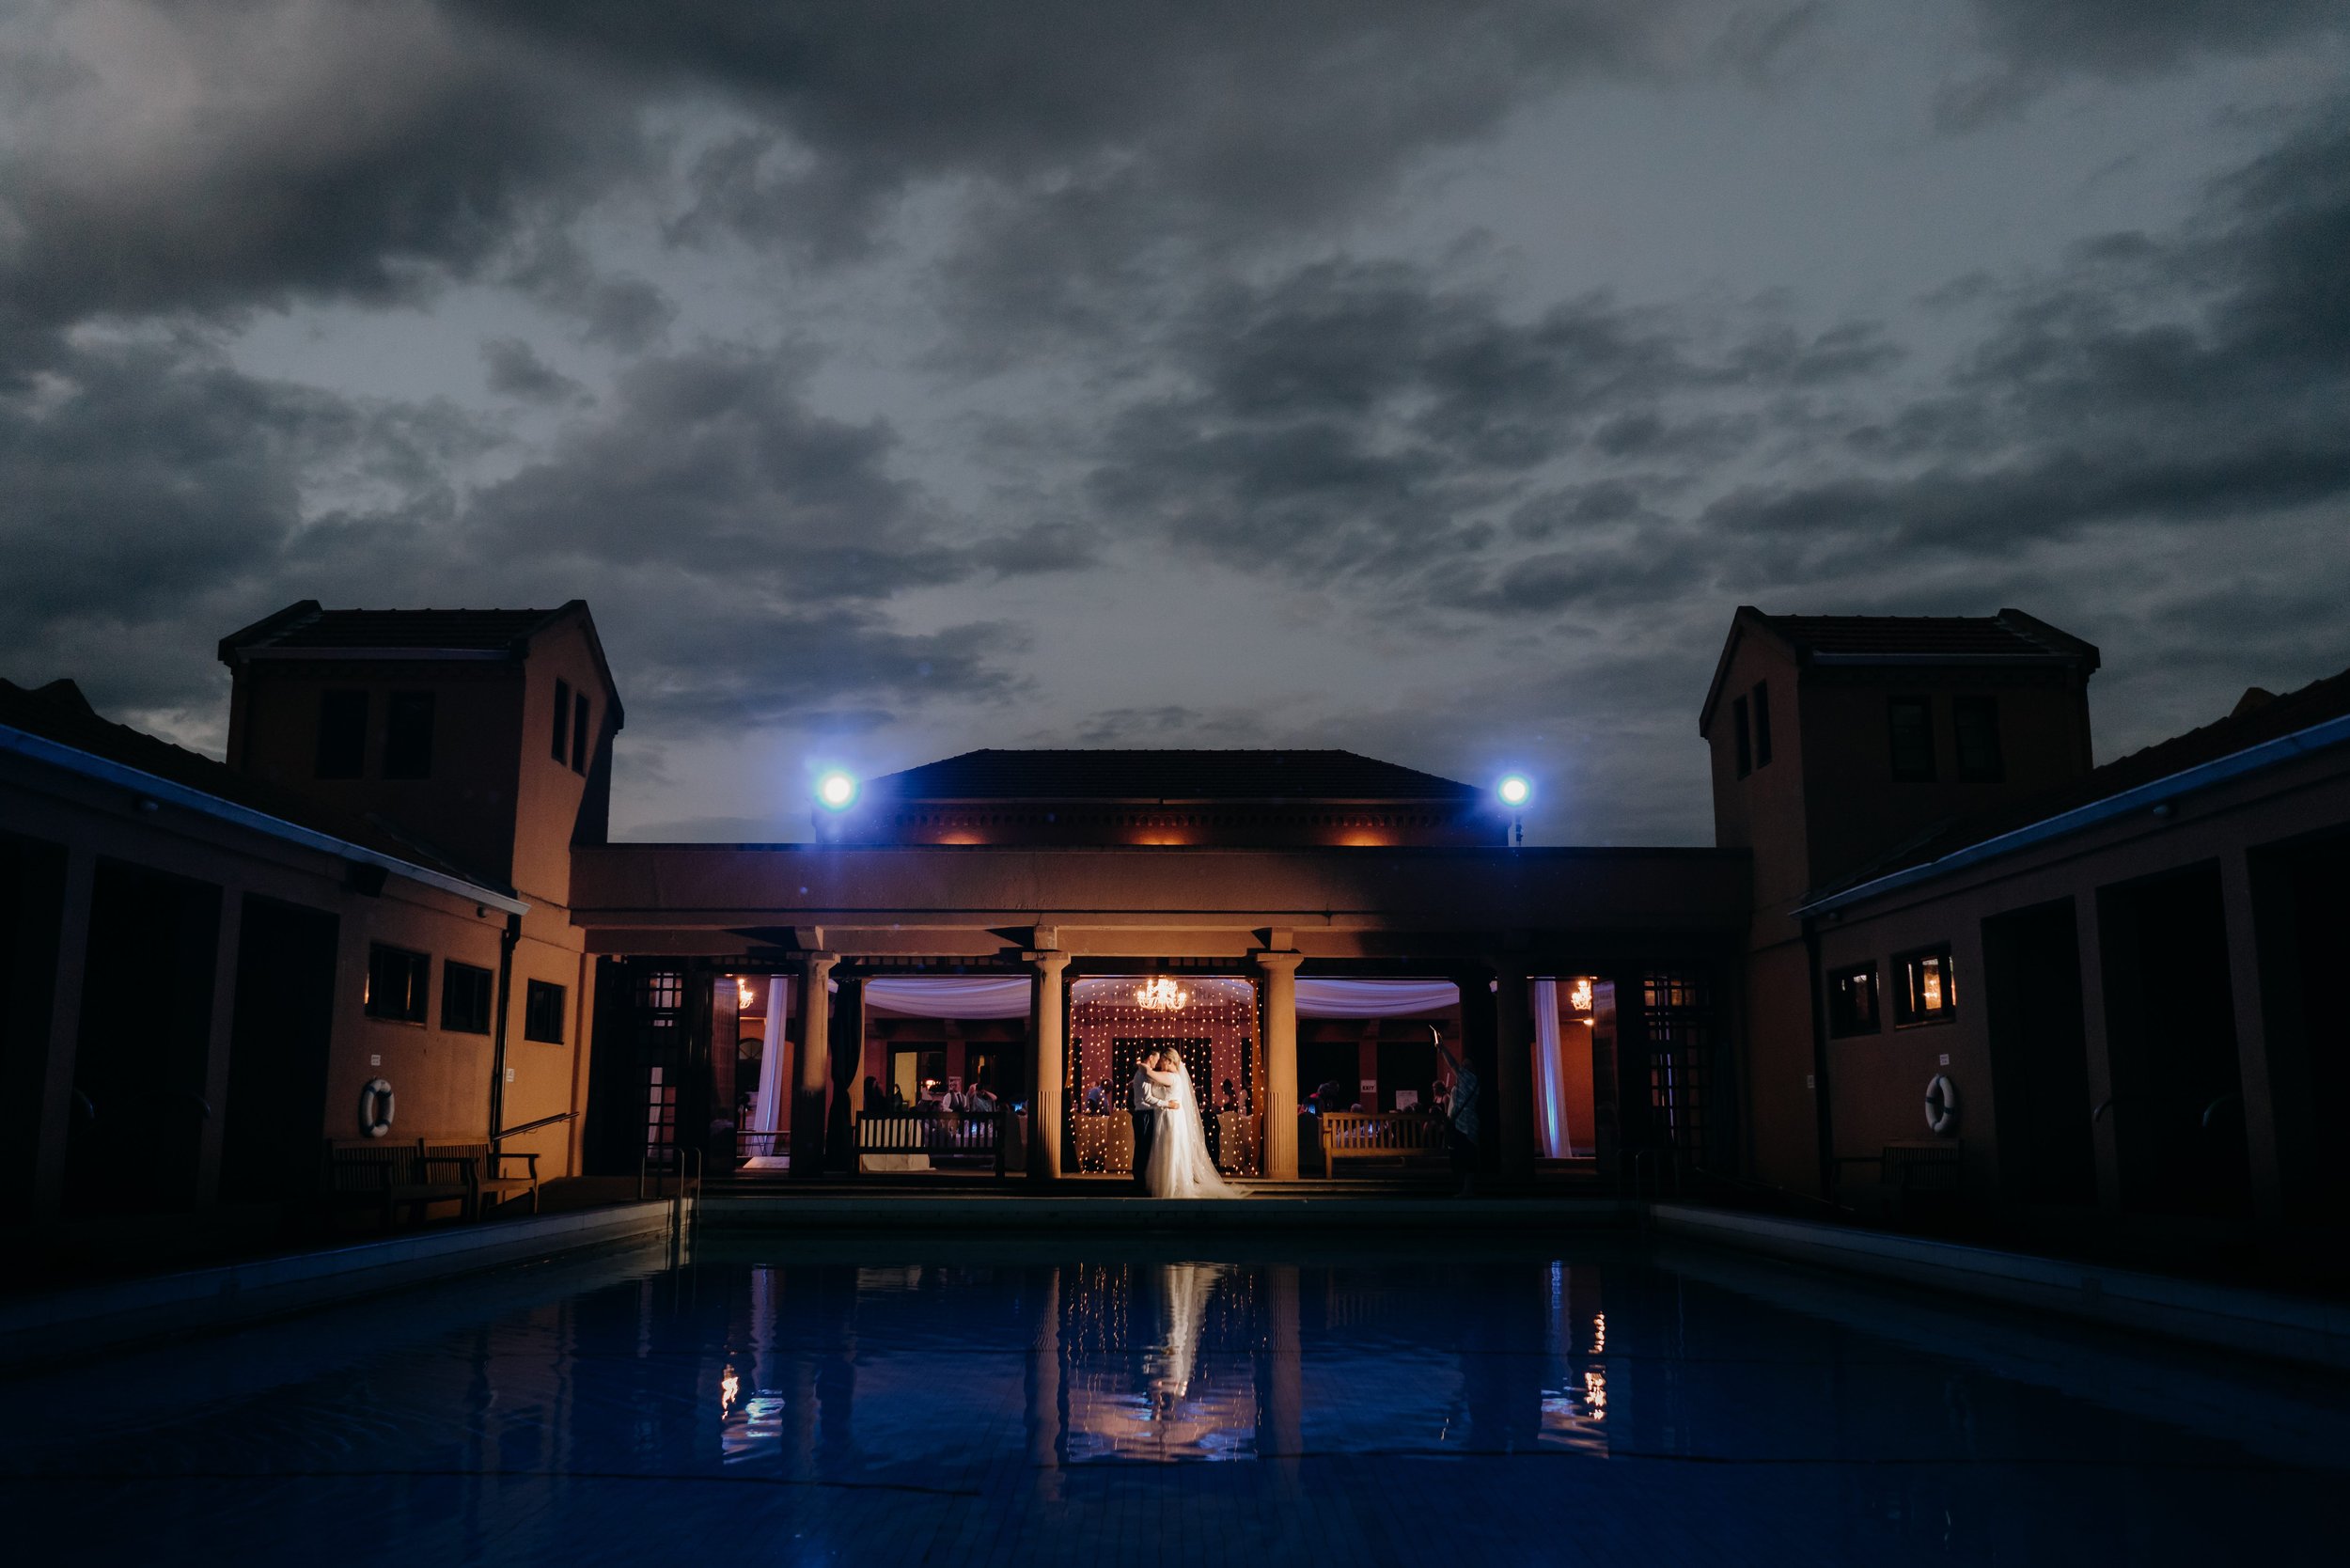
[1142,1049,1246,1199]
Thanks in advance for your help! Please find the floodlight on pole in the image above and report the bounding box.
[1496,774,1532,846]
[817,771,859,811]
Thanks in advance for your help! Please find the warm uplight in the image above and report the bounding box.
[1135,977,1191,1011]
[1567,978,1593,1013]
[1497,774,1532,808]
[817,771,858,810]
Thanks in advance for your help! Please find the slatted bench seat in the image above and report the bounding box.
[1836,1139,1964,1219]
[321,1137,470,1227]
[1318,1111,1449,1174]
[427,1140,541,1218]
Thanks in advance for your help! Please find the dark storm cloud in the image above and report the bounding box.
[1943,1,2350,125]
[1705,102,2350,557]
[0,1,638,344]
[480,337,588,404]
[1088,259,1897,585]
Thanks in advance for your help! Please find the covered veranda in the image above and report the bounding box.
[568,841,1750,1187]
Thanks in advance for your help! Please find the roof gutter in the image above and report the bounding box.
[0,721,529,917]
[1796,710,2350,918]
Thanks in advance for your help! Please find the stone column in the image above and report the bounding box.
[1255,949,1302,1181]
[31,844,96,1218]
[1492,962,1535,1176]
[791,952,837,1180]
[1026,950,1070,1181]
[193,888,246,1208]
[2218,849,2288,1225]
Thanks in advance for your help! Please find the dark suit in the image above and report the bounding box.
[1130,1070,1159,1188]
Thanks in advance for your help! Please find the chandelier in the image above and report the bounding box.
[1567,978,1593,1013]
[1134,977,1191,1011]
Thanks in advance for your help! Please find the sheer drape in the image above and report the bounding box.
[1530,978,1573,1159]
[750,976,791,1135]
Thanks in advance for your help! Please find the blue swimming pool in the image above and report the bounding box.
[2,1233,2342,1565]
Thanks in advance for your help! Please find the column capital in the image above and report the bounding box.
[1023,949,1072,976]
[800,950,839,975]
[1251,949,1304,974]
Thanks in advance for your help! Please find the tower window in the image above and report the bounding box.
[1954,696,2003,782]
[1732,695,1752,779]
[384,691,434,779]
[1888,698,1935,782]
[553,679,572,763]
[316,691,367,778]
[572,690,589,774]
[1751,680,1773,767]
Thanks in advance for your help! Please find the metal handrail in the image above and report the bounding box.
[494,1110,574,1140]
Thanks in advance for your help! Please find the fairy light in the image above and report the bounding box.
[1068,976,1261,1178]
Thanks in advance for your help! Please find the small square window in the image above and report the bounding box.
[1888,698,1935,782]
[1953,696,2003,782]
[524,979,567,1043]
[1732,694,1752,779]
[1826,964,1879,1037]
[1751,681,1773,768]
[365,943,429,1024]
[441,960,494,1035]
[384,691,435,779]
[316,691,367,779]
[1893,946,1957,1027]
[572,690,589,774]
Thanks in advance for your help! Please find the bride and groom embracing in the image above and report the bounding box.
[1129,1047,1244,1199]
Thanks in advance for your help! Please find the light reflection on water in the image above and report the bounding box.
[3,1237,2344,1566]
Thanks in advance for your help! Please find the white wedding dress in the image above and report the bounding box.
[1143,1061,1245,1199]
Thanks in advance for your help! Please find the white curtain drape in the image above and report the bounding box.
[854,974,1462,1019]
[750,976,791,1135]
[1294,979,1459,1016]
[1530,978,1572,1159]
[863,975,1033,1017]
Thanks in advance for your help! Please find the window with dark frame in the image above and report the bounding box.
[316,690,367,778]
[441,959,494,1035]
[1953,695,2004,782]
[364,943,429,1023]
[1751,680,1773,767]
[1893,946,1957,1027]
[1826,963,1879,1037]
[571,690,589,774]
[553,679,571,763]
[383,690,435,779]
[1732,694,1752,778]
[524,979,567,1043]
[1888,697,1935,782]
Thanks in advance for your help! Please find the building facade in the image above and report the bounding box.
[3,599,2343,1230]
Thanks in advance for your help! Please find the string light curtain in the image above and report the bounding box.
[744,976,791,1166]
[1069,977,1260,1176]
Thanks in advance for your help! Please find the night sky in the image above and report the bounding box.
[4,3,2346,844]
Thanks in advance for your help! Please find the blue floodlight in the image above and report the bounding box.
[1496,774,1533,808]
[816,770,860,811]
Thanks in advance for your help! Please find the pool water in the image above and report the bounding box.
[2,1234,2342,1565]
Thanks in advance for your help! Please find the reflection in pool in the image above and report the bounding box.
[3,1238,2342,1565]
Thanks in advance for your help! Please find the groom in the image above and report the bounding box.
[1130,1048,1177,1190]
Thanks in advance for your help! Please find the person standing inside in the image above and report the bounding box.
[1433,1031,1480,1197]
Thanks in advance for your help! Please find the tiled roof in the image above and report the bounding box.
[1813,663,2350,901]
[1754,610,2097,662]
[0,677,505,890]
[867,749,1482,803]
[220,602,579,655]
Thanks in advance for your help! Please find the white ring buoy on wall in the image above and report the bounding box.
[1924,1074,1958,1136]
[360,1078,396,1138]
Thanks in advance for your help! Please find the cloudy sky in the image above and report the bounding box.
[3,2,2345,844]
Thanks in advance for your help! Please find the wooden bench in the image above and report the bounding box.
[1318,1111,1449,1174]
[321,1137,471,1227]
[428,1140,541,1217]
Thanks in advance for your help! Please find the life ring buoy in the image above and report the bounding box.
[359,1078,396,1138]
[1924,1074,1958,1136]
